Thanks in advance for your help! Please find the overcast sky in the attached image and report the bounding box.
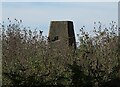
[1,0,119,2]
[2,2,118,40]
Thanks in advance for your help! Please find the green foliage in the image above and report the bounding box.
[1,19,120,86]
[68,61,93,86]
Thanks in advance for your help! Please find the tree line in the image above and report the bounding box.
[1,19,120,87]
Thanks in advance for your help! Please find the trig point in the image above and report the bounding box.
[48,21,76,52]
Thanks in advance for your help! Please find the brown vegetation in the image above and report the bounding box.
[1,19,120,86]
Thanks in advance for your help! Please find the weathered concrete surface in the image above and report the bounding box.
[48,21,76,51]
